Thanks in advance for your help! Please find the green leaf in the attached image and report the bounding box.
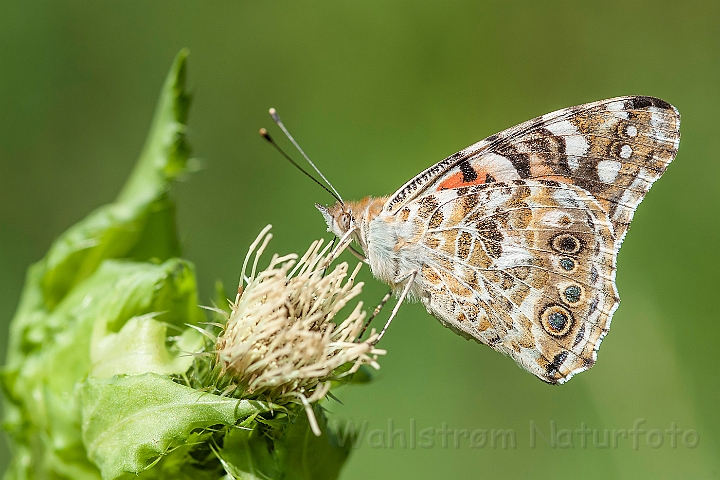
[274,406,352,480]
[89,303,205,380]
[214,279,232,315]
[81,373,272,480]
[331,363,375,387]
[217,406,352,480]
[2,47,364,480]
[2,259,204,480]
[219,425,283,480]
[40,48,191,311]
[134,430,227,480]
[4,48,192,369]
[1,49,196,480]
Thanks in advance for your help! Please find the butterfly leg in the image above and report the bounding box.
[347,245,369,264]
[373,269,418,344]
[329,225,357,261]
[360,290,392,337]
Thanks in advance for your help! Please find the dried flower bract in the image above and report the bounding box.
[216,225,384,435]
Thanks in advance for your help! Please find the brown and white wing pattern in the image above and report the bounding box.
[406,180,618,384]
[325,96,680,383]
[384,96,680,250]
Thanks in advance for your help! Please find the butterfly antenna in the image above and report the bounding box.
[268,108,344,205]
[259,128,343,204]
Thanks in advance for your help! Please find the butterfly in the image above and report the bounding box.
[316,96,680,384]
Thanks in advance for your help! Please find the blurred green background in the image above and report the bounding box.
[1,1,718,478]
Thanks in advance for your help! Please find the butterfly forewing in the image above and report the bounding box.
[384,96,680,250]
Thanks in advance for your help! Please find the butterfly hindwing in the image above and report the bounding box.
[384,96,680,249]
[409,180,618,383]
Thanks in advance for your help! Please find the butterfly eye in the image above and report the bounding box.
[340,212,352,231]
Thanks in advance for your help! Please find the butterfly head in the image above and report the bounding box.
[316,196,388,256]
[316,202,355,239]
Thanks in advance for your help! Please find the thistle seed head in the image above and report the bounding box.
[216,226,384,435]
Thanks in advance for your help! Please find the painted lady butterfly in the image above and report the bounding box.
[316,96,680,384]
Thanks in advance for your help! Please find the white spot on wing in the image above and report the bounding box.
[543,120,590,161]
[606,100,626,112]
[619,144,633,159]
[545,120,578,136]
[475,153,522,179]
[626,125,638,137]
[648,107,673,128]
[542,210,574,227]
[597,160,622,183]
[568,156,580,172]
[565,135,590,157]
[604,100,630,119]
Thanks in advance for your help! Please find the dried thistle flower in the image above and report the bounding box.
[215,225,385,435]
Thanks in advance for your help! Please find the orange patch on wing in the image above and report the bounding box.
[438,167,490,190]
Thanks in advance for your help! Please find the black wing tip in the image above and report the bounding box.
[629,95,675,111]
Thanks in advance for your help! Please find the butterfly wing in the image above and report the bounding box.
[384,96,680,249]
[408,180,618,384]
